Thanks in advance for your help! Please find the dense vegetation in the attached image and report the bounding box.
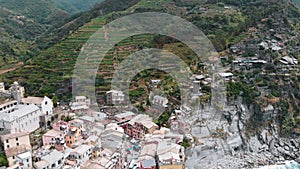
[50,0,105,14]
[0,153,8,167]
[0,0,105,67]
[0,0,299,136]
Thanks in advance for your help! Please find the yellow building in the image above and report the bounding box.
[159,165,183,169]
[0,132,31,151]
[92,146,101,160]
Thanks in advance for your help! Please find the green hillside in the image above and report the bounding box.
[0,0,295,99]
[51,0,105,14]
[0,0,105,68]
[0,0,299,134]
[0,0,69,29]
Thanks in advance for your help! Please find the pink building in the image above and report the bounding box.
[42,129,65,148]
[124,115,158,140]
[52,121,69,135]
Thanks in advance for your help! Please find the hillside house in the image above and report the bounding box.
[152,95,168,107]
[69,96,90,111]
[106,90,125,105]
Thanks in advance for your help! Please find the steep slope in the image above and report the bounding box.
[50,0,105,14]
[0,0,105,68]
[1,0,297,98]
[0,0,69,32]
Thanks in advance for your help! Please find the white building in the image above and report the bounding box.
[21,96,53,115]
[69,96,90,111]
[0,101,41,133]
[15,151,32,169]
[157,139,185,166]
[106,90,125,105]
[34,150,64,169]
[92,111,107,121]
[152,95,168,107]
[67,145,92,167]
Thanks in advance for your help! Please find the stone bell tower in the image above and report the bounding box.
[10,81,22,103]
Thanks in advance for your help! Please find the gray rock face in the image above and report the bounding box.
[185,102,300,169]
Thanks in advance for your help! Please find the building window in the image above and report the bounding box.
[6,140,8,143]
[16,143,19,146]
[27,159,29,162]
[12,156,15,159]
[16,138,18,141]
[7,145,9,148]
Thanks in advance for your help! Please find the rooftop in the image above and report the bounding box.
[34,160,49,169]
[5,145,31,157]
[106,90,124,95]
[75,96,86,100]
[44,129,63,137]
[141,159,156,168]
[0,100,18,109]
[140,143,157,157]
[219,72,233,77]
[159,165,183,169]
[0,132,29,141]
[41,150,64,165]
[21,96,44,104]
[114,111,135,119]
[0,104,40,122]
[16,151,31,159]
[78,115,95,123]
[74,145,91,155]
[128,114,158,129]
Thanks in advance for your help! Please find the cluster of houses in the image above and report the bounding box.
[0,82,54,169]
[0,82,53,134]
[0,82,189,169]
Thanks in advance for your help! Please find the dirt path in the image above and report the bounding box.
[0,62,23,75]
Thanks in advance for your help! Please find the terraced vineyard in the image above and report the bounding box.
[0,0,277,102]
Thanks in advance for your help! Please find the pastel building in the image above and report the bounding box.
[52,121,69,135]
[124,114,158,140]
[0,132,32,168]
[66,121,84,147]
[42,129,65,148]
[5,146,32,168]
[0,132,31,151]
